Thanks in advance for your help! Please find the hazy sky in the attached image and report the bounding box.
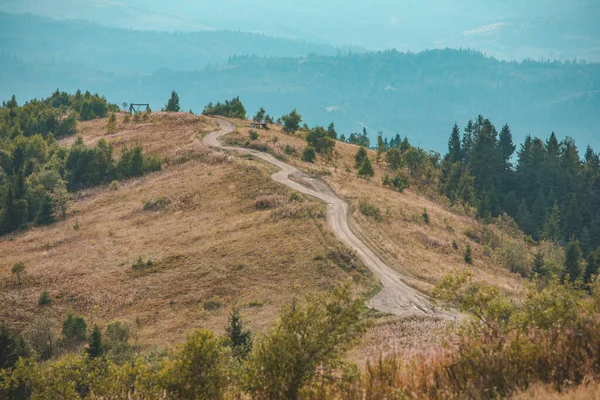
[2,0,598,60]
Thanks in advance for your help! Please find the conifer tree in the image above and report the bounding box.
[376,133,385,165]
[105,112,117,134]
[564,237,582,282]
[165,90,180,112]
[358,157,374,178]
[225,308,252,358]
[87,325,104,358]
[354,147,368,169]
[584,247,600,284]
[447,123,461,163]
[499,124,516,163]
[326,122,337,140]
[35,195,55,226]
[542,203,562,242]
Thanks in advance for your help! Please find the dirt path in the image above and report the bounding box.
[205,118,452,318]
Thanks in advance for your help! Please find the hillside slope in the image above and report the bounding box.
[0,113,376,348]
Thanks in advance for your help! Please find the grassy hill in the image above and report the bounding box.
[1,111,532,351]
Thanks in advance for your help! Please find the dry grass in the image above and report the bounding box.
[226,123,526,296]
[512,381,600,400]
[0,113,376,350]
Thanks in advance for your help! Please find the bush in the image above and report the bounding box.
[132,256,153,269]
[359,200,383,222]
[11,262,26,284]
[358,157,374,178]
[281,109,302,134]
[284,145,297,155]
[301,147,316,163]
[203,296,222,311]
[422,208,430,224]
[254,195,286,210]
[109,180,119,191]
[142,195,171,211]
[464,244,473,264]
[38,289,52,306]
[249,129,259,140]
[244,285,362,399]
[0,323,29,371]
[158,329,228,400]
[62,312,87,347]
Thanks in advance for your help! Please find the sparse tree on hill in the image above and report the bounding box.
[11,262,25,285]
[464,244,473,264]
[245,285,362,400]
[281,109,302,134]
[253,107,266,124]
[87,325,104,358]
[225,308,252,359]
[165,90,180,112]
[354,147,368,169]
[105,112,117,134]
[306,126,335,154]
[358,157,374,178]
[327,122,337,140]
[301,147,316,163]
[376,132,385,165]
[62,312,87,347]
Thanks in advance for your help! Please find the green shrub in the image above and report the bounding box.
[142,196,171,211]
[284,144,297,155]
[158,329,228,399]
[359,200,383,222]
[62,312,87,346]
[203,296,222,311]
[301,147,316,163]
[464,244,473,264]
[109,180,120,191]
[422,208,430,224]
[38,289,52,306]
[249,129,259,140]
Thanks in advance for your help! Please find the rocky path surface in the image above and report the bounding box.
[205,118,453,318]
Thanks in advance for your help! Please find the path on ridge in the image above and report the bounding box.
[205,118,452,318]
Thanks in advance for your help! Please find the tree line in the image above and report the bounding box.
[0,90,161,236]
[439,116,600,257]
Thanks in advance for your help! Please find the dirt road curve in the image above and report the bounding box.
[205,118,452,318]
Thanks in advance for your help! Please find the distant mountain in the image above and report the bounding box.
[1,0,598,62]
[0,13,349,74]
[2,49,599,153]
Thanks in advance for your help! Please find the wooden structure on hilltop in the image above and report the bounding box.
[129,103,150,114]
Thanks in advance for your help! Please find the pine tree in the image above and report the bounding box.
[354,147,368,169]
[532,251,546,277]
[105,112,117,134]
[35,195,55,226]
[564,237,582,282]
[225,308,252,358]
[376,133,385,165]
[358,157,374,178]
[253,107,266,124]
[327,122,337,140]
[165,90,180,112]
[464,244,473,264]
[447,123,461,163]
[584,247,600,284]
[542,203,561,242]
[87,325,104,358]
[563,195,583,240]
[499,124,516,163]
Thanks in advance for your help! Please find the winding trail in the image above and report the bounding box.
[205,118,450,318]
